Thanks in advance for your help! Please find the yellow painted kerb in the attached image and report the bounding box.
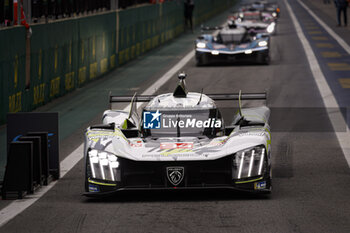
[338,78,350,88]
[316,43,334,48]
[328,63,350,71]
[321,52,341,58]
[308,31,322,35]
[312,36,328,41]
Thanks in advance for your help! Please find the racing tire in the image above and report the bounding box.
[84,158,90,192]
[257,52,270,65]
[196,53,209,66]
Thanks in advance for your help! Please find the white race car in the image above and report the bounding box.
[230,9,277,35]
[83,73,272,197]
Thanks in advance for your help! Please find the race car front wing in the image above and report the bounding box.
[84,153,271,197]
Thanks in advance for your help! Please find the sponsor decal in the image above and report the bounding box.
[143,110,222,129]
[238,132,265,137]
[161,149,193,156]
[160,142,193,150]
[87,129,128,143]
[143,110,162,129]
[254,181,266,190]
[87,131,114,140]
[163,117,221,129]
[129,140,143,147]
[88,184,100,192]
[166,167,184,186]
[213,44,227,49]
[209,139,226,146]
[142,152,198,158]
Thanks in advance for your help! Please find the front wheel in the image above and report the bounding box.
[84,157,91,192]
[196,53,209,66]
[256,52,270,65]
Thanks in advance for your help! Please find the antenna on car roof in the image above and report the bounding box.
[109,91,112,109]
[173,72,188,98]
[197,88,204,105]
[238,90,243,117]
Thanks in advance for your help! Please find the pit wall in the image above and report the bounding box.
[0,0,234,124]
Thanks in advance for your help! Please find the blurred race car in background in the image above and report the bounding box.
[195,21,270,66]
[83,73,272,197]
[229,8,277,35]
[240,1,280,20]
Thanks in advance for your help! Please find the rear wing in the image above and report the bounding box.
[109,92,266,105]
[201,26,223,31]
[110,95,155,103]
[206,93,266,101]
[109,92,267,125]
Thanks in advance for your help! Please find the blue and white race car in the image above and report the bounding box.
[195,22,270,66]
[240,1,280,20]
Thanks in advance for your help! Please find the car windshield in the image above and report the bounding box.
[244,14,261,20]
[252,4,264,10]
[219,32,245,44]
[142,109,222,138]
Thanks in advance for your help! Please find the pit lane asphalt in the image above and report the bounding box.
[1,0,350,232]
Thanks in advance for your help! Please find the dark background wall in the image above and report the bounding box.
[0,0,235,124]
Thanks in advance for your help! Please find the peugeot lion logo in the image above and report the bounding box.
[166,167,184,186]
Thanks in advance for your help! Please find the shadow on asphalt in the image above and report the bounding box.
[83,189,271,203]
[197,62,269,67]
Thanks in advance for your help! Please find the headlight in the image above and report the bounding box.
[196,42,206,49]
[258,41,268,47]
[244,49,253,54]
[272,12,277,17]
[232,145,266,179]
[239,13,244,18]
[267,23,275,33]
[88,149,120,181]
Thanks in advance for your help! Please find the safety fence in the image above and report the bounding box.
[0,0,235,124]
[0,26,27,123]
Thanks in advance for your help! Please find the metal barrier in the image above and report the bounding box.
[2,141,34,199]
[6,112,60,179]
[18,136,43,186]
[2,131,52,199]
[27,132,50,185]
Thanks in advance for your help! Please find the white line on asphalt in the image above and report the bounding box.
[284,0,350,168]
[297,0,350,54]
[0,50,195,227]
